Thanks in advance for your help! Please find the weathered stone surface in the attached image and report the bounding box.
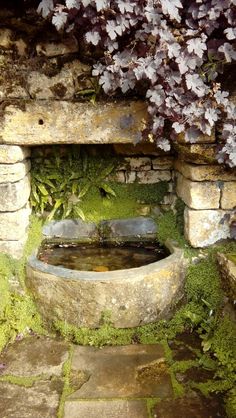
[27,69,74,100]
[0,28,13,49]
[113,142,169,156]
[218,253,236,303]
[69,344,172,399]
[176,173,221,209]
[0,237,27,259]
[64,400,148,418]
[0,175,30,211]
[0,205,31,240]
[152,393,226,418]
[174,144,218,164]
[1,336,69,377]
[26,242,186,328]
[99,217,157,242]
[0,380,61,418]
[221,182,236,209]
[175,160,236,181]
[177,129,215,144]
[0,84,29,99]
[110,171,126,183]
[137,170,171,183]
[123,157,151,171]
[184,208,231,247]
[0,160,30,183]
[0,145,30,163]
[36,38,79,56]
[43,219,98,241]
[152,157,174,170]
[0,101,148,145]
[125,171,136,183]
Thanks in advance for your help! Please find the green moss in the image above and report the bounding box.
[225,388,236,418]
[0,215,45,353]
[227,253,236,265]
[185,256,222,311]
[57,345,74,418]
[147,398,160,418]
[0,374,45,388]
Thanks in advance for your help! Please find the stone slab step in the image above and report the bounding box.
[64,400,148,418]
[69,344,173,400]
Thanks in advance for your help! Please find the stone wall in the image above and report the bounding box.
[0,17,235,256]
[0,145,31,257]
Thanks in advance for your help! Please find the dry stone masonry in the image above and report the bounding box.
[0,20,235,257]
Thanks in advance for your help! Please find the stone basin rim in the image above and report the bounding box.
[27,239,183,282]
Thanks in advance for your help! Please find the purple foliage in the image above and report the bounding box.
[36,0,236,166]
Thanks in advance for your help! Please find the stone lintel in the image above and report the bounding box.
[0,100,148,145]
[175,160,236,182]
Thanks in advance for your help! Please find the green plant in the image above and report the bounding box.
[30,147,117,221]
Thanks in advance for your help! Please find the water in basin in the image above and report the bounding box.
[38,242,169,272]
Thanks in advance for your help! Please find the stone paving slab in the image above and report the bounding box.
[64,400,148,418]
[0,336,69,377]
[69,344,173,400]
[0,379,61,418]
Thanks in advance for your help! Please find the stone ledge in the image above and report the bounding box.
[0,100,148,145]
[0,145,30,163]
[0,174,31,211]
[174,143,218,164]
[0,160,30,183]
[184,208,231,247]
[176,172,220,209]
[175,160,236,181]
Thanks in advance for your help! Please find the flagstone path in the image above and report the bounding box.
[0,336,226,418]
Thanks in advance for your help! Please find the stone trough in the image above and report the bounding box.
[26,217,186,329]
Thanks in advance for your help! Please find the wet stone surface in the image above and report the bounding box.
[152,392,227,418]
[0,379,62,418]
[69,344,172,400]
[0,336,69,377]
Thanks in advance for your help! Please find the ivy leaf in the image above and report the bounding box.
[52,11,68,30]
[66,0,80,8]
[160,0,183,22]
[187,37,207,58]
[37,0,54,18]
[85,31,101,45]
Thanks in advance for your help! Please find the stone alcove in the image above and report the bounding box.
[0,18,235,258]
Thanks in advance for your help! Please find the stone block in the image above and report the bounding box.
[177,129,215,144]
[184,208,231,247]
[125,171,136,183]
[0,28,13,49]
[124,157,151,171]
[0,160,30,183]
[137,170,171,183]
[113,142,169,156]
[0,101,148,145]
[99,217,157,242]
[176,173,221,209]
[0,237,26,259]
[27,68,74,100]
[0,145,30,163]
[152,157,174,170]
[0,175,30,211]
[0,205,31,240]
[43,219,99,241]
[64,400,148,418]
[36,38,79,56]
[221,182,236,209]
[175,160,236,181]
[68,344,172,400]
[174,143,218,164]
[112,171,126,183]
